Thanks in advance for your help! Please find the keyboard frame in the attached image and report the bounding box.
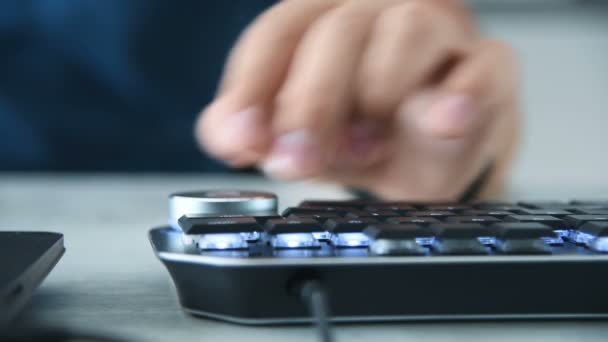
[150,226,608,324]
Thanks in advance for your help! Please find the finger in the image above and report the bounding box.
[262,2,385,179]
[330,119,394,172]
[196,0,339,165]
[416,39,517,139]
[357,0,476,118]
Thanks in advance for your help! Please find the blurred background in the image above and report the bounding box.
[0,0,606,194]
[472,0,608,194]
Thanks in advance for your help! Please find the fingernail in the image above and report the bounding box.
[223,107,264,147]
[335,139,387,169]
[422,95,475,138]
[262,130,322,179]
[334,122,386,167]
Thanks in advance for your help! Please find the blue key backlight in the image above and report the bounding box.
[198,233,248,250]
[589,237,608,253]
[331,232,370,247]
[271,233,320,249]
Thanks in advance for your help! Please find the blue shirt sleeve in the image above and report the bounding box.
[0,0,275,171]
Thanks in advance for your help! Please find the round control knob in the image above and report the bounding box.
[168,190,278,228]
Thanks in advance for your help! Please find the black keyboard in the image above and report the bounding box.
[149,191,608,324]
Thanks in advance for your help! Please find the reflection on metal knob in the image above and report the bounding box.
[168,190,278,229]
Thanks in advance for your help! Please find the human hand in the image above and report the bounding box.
[197,0,519,200]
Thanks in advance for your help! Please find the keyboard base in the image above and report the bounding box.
[151,226,608,324]
[184,308,608,325]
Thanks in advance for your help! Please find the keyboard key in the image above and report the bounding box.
[252,215,283,224]
[407,211,456,218]
[576,222,608,253]
[517,201,568,209]
[514,200,608,211]
[365,224,431,256]
[504,215,567,229]
[461,210,515,218]
[319,215,381,248]
[287,213,343,222]
[430,223,488,239]
[363,203,417,212]
[264,218,324,234]
[197,233,250,250]
[490,222,556,240]
[473,203,525,211]
[422,204,472,212]
[281,207,347,217]
[445,216,502,225]
[513,209,574,217]
[364,224,432,240]
[386,217,442,225]
[330,232,371,248]
[430,223,488,255]
[579,221,608,237]
[494,239,551,254]
[324,218,379,233]
[571,209,608,215]
[178,216,260,234]
[270,232,321,249]
[563,215,608,228]
[570,200,608,206]
[299,200,367,209]
[490,223,553,254]
[345,210,400,220]
[504,215,570,241]
[522,205,583,211]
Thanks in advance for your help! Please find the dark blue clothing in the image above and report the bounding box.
[0,0,275,171]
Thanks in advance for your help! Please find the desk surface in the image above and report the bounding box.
[1,174,608,342]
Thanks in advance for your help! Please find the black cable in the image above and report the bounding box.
[299,280,334,342]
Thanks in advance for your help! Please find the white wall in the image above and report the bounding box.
[475,4,608,197]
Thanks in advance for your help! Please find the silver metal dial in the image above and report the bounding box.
[169,190,278,229]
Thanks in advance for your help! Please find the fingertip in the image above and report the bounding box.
[195,100,270,165]
[261,130,324,180]
[331,120,392,169]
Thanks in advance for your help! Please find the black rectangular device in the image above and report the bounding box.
[0,232,65,328]
[150,193,608,324]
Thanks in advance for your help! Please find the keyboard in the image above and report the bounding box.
[149,191,608,324]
